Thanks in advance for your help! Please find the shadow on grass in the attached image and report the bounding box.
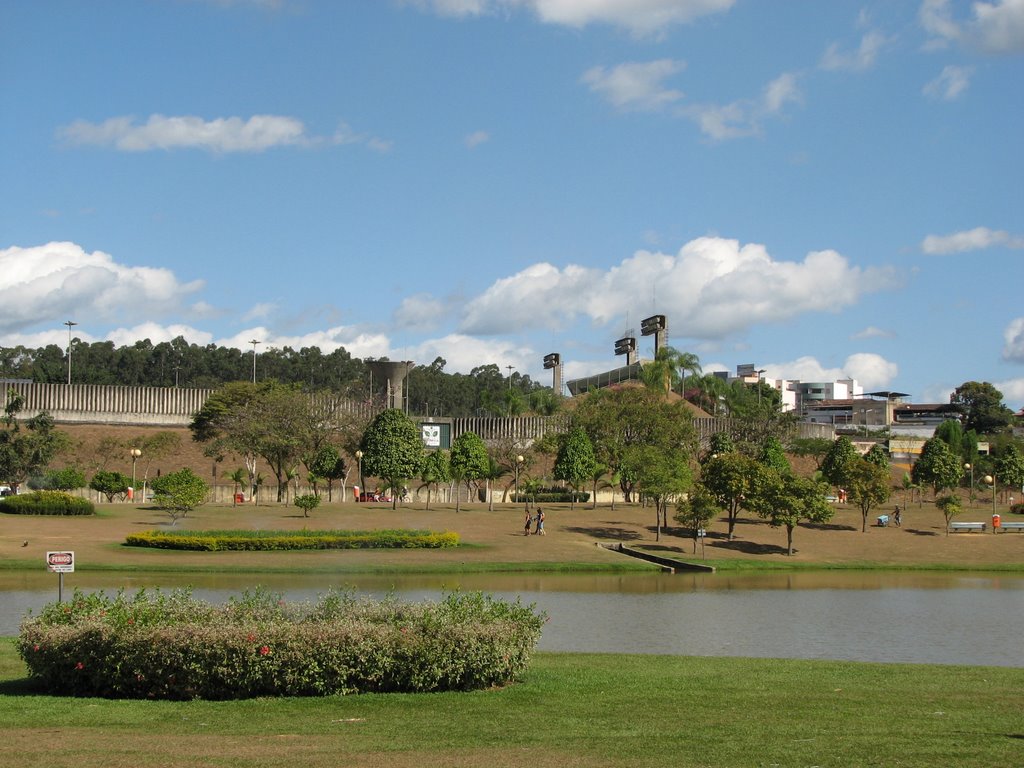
[0,677,41,696]
[709,540,791,556]
[803,522,858,532]
[564,525,643,541]
[906,528,940,537]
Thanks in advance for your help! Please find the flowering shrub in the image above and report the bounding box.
[124,529,460,551]
[0,491,95,516]
[18,587,544,699]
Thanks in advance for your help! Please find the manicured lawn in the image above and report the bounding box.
[1,639,1021,767]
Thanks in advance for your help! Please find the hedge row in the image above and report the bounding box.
[0,491,95,516]
[512,492,590,503]
[18,588,545,699]
[124,528,460,551]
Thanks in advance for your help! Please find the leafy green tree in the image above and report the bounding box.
[820,436,858,489]
[89,470,131,503]
[34,467,86,492]
[846,458,892,532]
[554,427,597,510]
[787,437,834,471]
[758,436,790,475]
[748,469,834,555]
[293,493,321,518]
[911,438,963,497]
[935,493,963,535]
[700,452,761,541]
[150,468,209,521]
[480,455,507,511]
[448,431,489,512]
[702,431,736,464]
[623,444,692,540]
[224,467,247,505]
[419,450,450,509]
[360,409,423,511]
[864,443,890,470]
[0,388,67,488]
[995,444,1024,492]
[950,381,1013,434]
[309,445,346,501]
[674,489,722,553]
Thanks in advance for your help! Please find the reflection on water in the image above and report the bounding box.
[3,570,1022,667]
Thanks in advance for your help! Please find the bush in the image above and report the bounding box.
[0,491,95,516]
[512,487,589,503]
[124,528,460,551]
[1010,502,1024,516]
[18,588,545,699]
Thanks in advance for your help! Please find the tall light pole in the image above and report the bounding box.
[64,320,77,385]
[964,463,974,507]
[249,339,261,383]
[756,368,766,407]
[984,474,997,520]
[130,447,141,502]
[506,365,515,416]
[514,454,524,506]
[355,450,364,501]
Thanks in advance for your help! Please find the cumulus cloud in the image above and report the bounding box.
[406,333,535,376]
[763,353,898,391]
[921,226,1024,253]
[58,115,389,153]
[0,242,204,334]
[409,0,736,35]
[582,60,685,111]
[393,293,450,330]
[920,0,1024,54]
[216,326,391,359]
[923,64,973,99]
[1003,317,1024,362]
[996,377,1024,409]
[459,236,898,338]
[105,323,214,347]
[820,30,892,71]
[679,71,802,140]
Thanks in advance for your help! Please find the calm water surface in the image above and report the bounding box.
[2,571,1021,667]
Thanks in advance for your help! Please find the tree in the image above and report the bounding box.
[360,409,423,511]
[293,493,321,518]
[702,431,736,464]
[950,381,1012,434]
[225,467,247,505]
[150,468,209,522]
[820,436,858,489]
[935,493,963,535]
[675,489,722,553]
[758,436,790,475]
[554,427,597,510]
[911,438,963,497]
[480,455,506,511]
[846,458,892,532]
[0,388,67,488]
[32,467,86,492]
[788,437,834,471]
[309,445,346,501]
[749,469,834,555]
[419,450,450,509]
[700,452,761,541]
[89,470,131,503]
[448,431,489,512]
[995,444,1024,492]
[625,445,692,541]
[864,443,889,470]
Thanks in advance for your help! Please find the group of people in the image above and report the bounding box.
[524,508,545,536]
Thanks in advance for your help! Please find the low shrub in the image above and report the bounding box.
[0,491,95,516]
[124,528,460,551]
[512,489,589,503]
[1009,502,1024,516]
[18,587,545,699]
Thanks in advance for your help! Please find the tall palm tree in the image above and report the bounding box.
[690,373,730,415]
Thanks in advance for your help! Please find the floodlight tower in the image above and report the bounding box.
[543,352,562,396]
[614,336,637,366]
[640,314,667,356]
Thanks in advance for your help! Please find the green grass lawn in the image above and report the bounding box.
[1,639,1020,767]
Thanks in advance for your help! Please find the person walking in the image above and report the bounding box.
[893,505,902,528]
[535,507,545,536]
[524,509,533,536]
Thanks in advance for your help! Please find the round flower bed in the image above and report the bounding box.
[18,588,545,700]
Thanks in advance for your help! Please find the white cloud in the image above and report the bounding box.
[820,30,892,72]
[410,0,736,35]
[1003,317,1024,362]
[242,303,277,322]
[0,242,204,334]
[58,115,390,153]
[919,0,1024,54]
[459,236,898,338]
[465,130,491,148]
[678,71,801,140]
[923,65,973,99]
[852,326,895,340]
[105,323,214,347]
[921,226,1024,254]
[762,353,898,391]
[406,333,535,376]
[216,327,391,359]
[393,293,450,330]
[582,60,685,111]
[996,377,1024,410]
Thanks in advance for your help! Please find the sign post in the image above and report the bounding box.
[46,551,75,602]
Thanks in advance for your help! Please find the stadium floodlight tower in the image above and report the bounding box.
[543,352,562,396]
[640,314,667,356]
[366,360,416,412]
[614,336,637,366]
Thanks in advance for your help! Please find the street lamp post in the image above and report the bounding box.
[756,369,766,407]
[514,454,524,507]
[964,463,974,507]
[249,339,261,383]
[64,320,77,385]
[984,474,997,518]
[355,450,364,502]
[130,447,142,503]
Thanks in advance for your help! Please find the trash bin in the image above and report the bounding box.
[234,493,244,504]
[993,513,1001,532]
[127,486,134,500]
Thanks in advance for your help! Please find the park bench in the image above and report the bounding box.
[949,522,986,533]
[998,522,1024,533]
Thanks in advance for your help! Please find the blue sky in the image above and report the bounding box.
[2,0,1023,408]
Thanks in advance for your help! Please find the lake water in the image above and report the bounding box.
[3,570,1021,667]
